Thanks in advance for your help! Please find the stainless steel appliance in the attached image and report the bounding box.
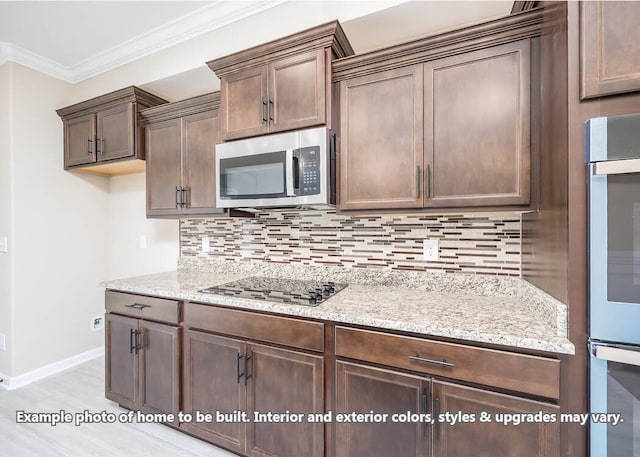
[199,277,347,306]
[215,127,335,209]
[587,113,640,457]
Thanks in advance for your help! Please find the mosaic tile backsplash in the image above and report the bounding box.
[180,210,522,276]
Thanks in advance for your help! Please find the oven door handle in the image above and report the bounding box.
[285,149,296,197]
[592,158,640,176]
[590,342,640,367]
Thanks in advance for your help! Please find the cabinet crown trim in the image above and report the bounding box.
[333,6,558,81]
[207,20,354,76]
[139,92,221,124]
[56,86,168,119]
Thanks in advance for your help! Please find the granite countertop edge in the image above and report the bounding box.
[101,268,575,356]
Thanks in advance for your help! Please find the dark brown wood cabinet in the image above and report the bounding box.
[338,65,424,210]
[334,326,560,457]
[338,40,531,211]
[105,291,180,416]
[424,40,531,207]
[580,1,640,99]
[208,21,353,141]
[141,93,224,218]
[56,86,167,175]
[335,361,429,457]
[182,303,324,457]
[432,381,559,457]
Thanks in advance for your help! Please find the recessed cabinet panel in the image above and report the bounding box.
[424,40,530,207]
[64,114,96,167]
[105,313,138,409]
[246,343,324,457]
[581,1,640,99]
[432,381,559,457]
[97,102,135,161]
[221,67,268,140]
[339,65,424,210]
[335,361,428,457]
[182,112,219,214]
[269,50,324,133]
[146,119,182,215]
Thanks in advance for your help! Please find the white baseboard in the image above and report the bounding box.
[0,346,104,391]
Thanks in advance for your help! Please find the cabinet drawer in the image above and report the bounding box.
[185,302,324,352]
[335,326,559,399]
[106,290,180,324]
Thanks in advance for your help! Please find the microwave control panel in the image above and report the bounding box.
[297,146,321,196]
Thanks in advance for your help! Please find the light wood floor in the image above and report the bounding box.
[0,356,236,457]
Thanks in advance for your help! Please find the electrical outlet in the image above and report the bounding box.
[0,236,7,253]
[423,239,439,261]
[0,333,5,351]
[202,236,210,253]
[91,315,104,332]
[139,235,148,249]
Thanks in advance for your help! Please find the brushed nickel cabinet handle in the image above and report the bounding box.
[124,303,150,311]
[261,97,267,125]
[176,186,182,208]
[425,164,431,198]
[268,99,274,122]
[416,166,421,199]
[409,355,454,367]
[86,137,93,155]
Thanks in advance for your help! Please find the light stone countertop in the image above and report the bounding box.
[102,260,575,355]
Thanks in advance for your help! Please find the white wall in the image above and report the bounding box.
[0,63,13,375]
[108,173,178,279]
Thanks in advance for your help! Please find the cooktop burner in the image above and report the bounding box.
[199,277,347,306]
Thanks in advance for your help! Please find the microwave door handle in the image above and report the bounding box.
[285,149,295,196]
[590,343,640,367]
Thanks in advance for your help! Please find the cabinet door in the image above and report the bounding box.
[581,1,640,99]
[424,40,530,207]
[138,321,180,416]
[97,102,135,161]
[182,330,246,454]
[105,313,138,409]
[220,66,269,140]
[268,49,325,133]
[335,361,429,457]
[182,110,225,216]
[64,113,96,167]
[145,118,182,217]
[245,343,324,457]
[339,65,424,210]
[432,381,559,457]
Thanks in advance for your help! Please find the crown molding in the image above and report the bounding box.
[0,1,286,83]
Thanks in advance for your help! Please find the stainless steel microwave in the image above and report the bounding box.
[215,127,335,209]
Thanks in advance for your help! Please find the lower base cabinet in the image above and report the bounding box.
[182,328,324,457]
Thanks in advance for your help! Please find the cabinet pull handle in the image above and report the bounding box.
[86,137,93,155]
[408,355,454,367]
[434,397,441,441]
[237,353,244,384]
[129,328,135,354]
[134,329,143,355]
[124,303,150,311]
[176,186,182,208]
[422,393,429,436]
[268,99,274,122]
[183,187,190,208]
[95,137,103,155]
[244,354,252,385]
[415,166,420,199]
[261,97,267,125]
[425,164,431,198]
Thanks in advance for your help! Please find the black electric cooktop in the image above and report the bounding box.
[199,277,347,307]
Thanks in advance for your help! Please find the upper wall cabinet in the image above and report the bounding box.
[56,86,167,176]
[580,1,640,99]
[207,21,354,141]
[334,10,539,212]
[140,93,224,218]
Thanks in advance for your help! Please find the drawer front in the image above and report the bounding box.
[185,302,324,352]
[106,290,180,324]
[335,326,560,399]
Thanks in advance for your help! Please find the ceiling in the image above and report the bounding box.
[0,1,514,98]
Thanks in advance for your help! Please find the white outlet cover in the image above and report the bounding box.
[91,315,104,332]
[139,235,148,249]
[202,236,210,253]
[423,239,439,261]
[0,236,7,253]
[0,333,5,351]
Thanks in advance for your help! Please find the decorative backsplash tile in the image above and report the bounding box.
[180,210,522,276]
